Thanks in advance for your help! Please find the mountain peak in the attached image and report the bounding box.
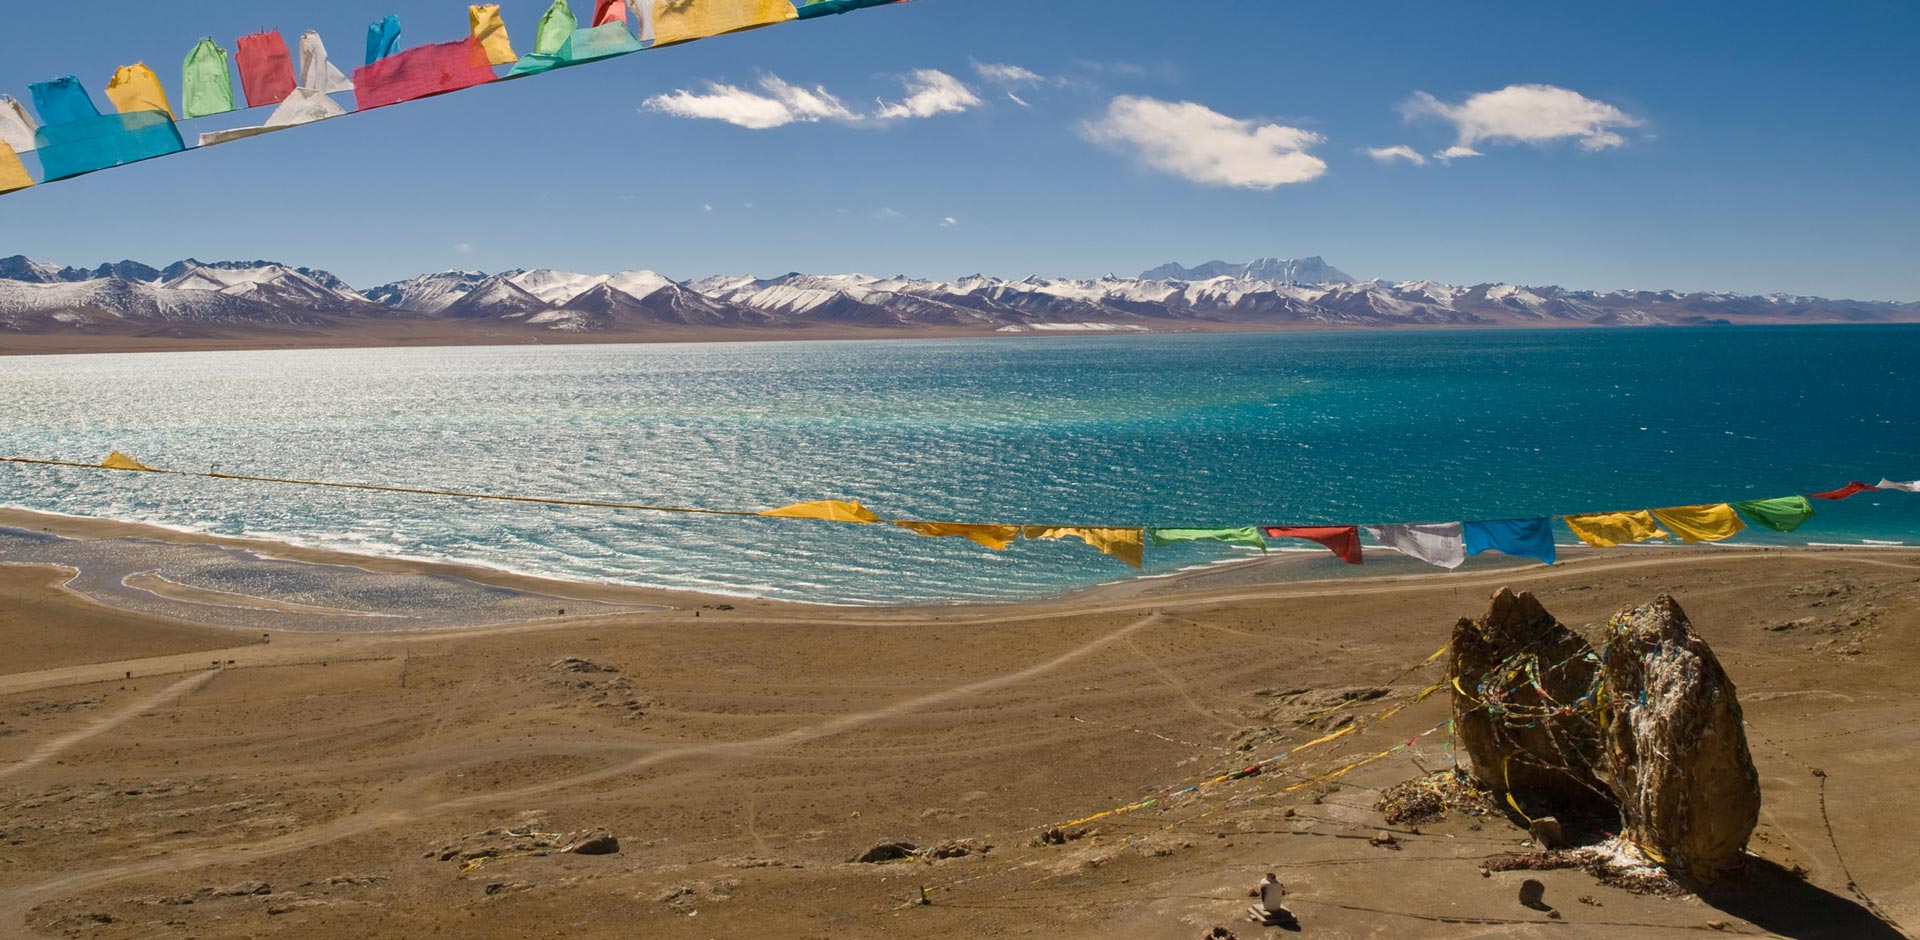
[1139,256,1356,285]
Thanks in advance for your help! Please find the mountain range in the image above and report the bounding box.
[3,254,1916,351]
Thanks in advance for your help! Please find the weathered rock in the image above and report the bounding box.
[1598,595,1760,884]
[1449,589,1608,817]
[212,881,272,897]
[1529,816,1566,849]
[852,840,918,863]
[564,830,620,855]
[1518,878,1549,910]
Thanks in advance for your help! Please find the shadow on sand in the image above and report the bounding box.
[1700,857,1907,940]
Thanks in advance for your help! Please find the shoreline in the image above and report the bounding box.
[5,318,1917,358]
[4,504,1916,629]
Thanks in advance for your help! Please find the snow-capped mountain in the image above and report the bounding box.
[3,254,1917,345]
[1139,256,1356,285]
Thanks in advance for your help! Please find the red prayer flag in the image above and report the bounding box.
[1808,481,1876,501]
[235,30,298,109]
[1260,526,1364,565]
[593,0,627,26]
[352,39,497,112]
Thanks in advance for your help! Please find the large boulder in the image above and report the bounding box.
[1597,595,1760,884]
[1449,589,1609,817]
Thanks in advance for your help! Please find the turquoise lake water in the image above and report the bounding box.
[1,327,1916,604]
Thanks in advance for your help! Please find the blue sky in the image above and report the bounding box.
[1,0,1916,299]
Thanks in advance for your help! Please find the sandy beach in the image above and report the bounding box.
[2,507,1916,939]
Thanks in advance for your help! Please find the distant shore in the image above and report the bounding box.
[0,316,1863,358]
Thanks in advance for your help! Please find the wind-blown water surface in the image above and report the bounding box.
[2,327,1915,604]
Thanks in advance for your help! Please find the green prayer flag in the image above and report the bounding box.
[534,0,579,56]
[1148,527,1268,553]
[1732,496,1815,533]
[181,38,236,120]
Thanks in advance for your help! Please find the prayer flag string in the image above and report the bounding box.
[0,0,913,197]
[0,452,1912,570]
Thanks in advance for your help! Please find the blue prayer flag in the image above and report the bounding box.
[29,76,100,125]
[34,111,185,182]
[1463,517,1556,566]
[366,15,403,66]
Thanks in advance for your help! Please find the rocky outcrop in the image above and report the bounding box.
[1597,595,1760,884]
[1449,589,1608,816]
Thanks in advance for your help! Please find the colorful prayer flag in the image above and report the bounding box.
[651,0,798,47]
[0,96,38,153]
[104,64,174,118]
[366,15,403,66]
[1149,527,1268,553]
[533,0,579,55]
[353,39,497,112]
[760,500,881,523]
[1363,523,1465,570]
[298,30,354,93]
[181,39,237,119]
[1261,526,1363,564]
[236,30,299,108]
[30,77,100,125]
[100,451,155,471]
[1463,518,1556,565]
[1809,481,1876,500]
[470,5,520,65]
[1022,526,1145,568]
[198,88,348,148]
[1561,510,1667,548]
[893,521,1020,550]
[594,0,628,26]
[1877,479,1920,494]
[1731,496,1815,533]
[1650,504,1746,543]
[33,111,184,181]
[0,143,33,194]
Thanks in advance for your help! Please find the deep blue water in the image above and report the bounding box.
[1,327,1915,604]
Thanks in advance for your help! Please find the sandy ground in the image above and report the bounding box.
[1,514,1917,940]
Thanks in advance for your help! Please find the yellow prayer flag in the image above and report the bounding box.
[470,5,520,65]
[104,63,175,118]
[760,500,880,523]
[1650,503,1746,543]
[651,0,798,46]
[101,451,156,472]
[1562,510,1668,548]
[1021,526,1145,568]
[893,521,1020,550]
[0,143,32,195]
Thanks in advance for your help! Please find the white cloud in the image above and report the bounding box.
[874,207,905,220]
[875,70,983,120]
[647,70,981,128]
[454,243,474,254]
[1366,145,1427,166]
[973,61,1042,85]
[940,217,959,227]
[1080,95,1327,190]
[1005,92,1030,108]
[1403,84,1642,152]
[644,75,857,129]
[702,203,713,212]
[1434,145,1482,162]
